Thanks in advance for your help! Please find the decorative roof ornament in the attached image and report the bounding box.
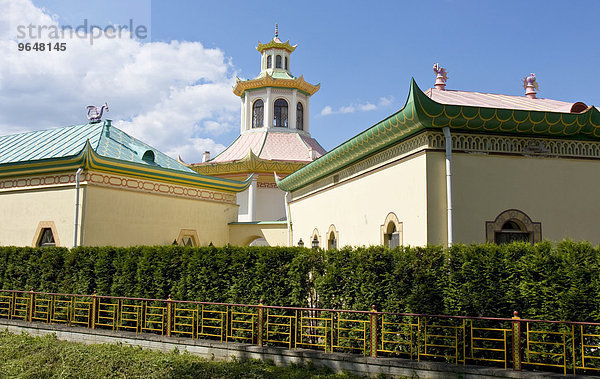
[522,73,539,99]
[86,102,108,122]
[257,24,297,53]
[433,63,448,90]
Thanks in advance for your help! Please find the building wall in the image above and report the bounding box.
[452,153,600,244]
[0,185,76,247]
[289,153,429,247]
[82,185,238,247]
[256,185,285,221]
[426,152,448,246]
[228,222,288,246]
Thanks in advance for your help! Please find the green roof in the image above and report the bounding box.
[255,71,295,80]
[277,79,600,192]
[0,121,193,172]
[0,121,253,193]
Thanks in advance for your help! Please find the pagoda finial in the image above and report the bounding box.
[433,63,448,90]
[522,73,539,99]
[275,23,278,38]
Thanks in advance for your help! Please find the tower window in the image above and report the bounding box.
[276,55,282,69]
[273,99,288,127]
[267,55,272,69]
[38,228,56,247]
[285,57,288,70]
[253,99,264,128]
[296,102,303,130]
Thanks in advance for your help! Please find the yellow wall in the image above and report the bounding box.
[82,185,238,246]
[0,186,76,247]
[289,153,429,247]
[426,152,448,245]
[452,153,600,244]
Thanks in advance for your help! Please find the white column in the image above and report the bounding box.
[240,95,246,134]
[442,127,453,246]
[265,88,272,128]
[248,176,258,221]
[305,96,310,134]
[245,94,252,132]
[290,89,297,129]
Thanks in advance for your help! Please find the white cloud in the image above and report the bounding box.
[0,0,239,162]
[320,96,394,116]
[320,105,333,116]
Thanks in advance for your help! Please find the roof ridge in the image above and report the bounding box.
[256,130,269,158]
[427,87,573,104]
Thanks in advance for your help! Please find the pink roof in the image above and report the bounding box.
[211,132,265,162]
[424,88,587,113]
[210,131,325,163]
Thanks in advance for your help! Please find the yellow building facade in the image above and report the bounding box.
[0,122,250,248]
[278,77,600,248]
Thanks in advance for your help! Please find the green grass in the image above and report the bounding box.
[0,330,362,378]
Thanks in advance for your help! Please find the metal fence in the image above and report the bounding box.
[1,289,600,375]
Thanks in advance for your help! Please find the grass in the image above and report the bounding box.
[0,330,363,378]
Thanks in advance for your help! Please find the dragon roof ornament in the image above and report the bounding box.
[86,102,108,122]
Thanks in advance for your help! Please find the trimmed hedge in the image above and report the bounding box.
[0,241,598,321]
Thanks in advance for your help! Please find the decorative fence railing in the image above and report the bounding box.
[1,289,600,376]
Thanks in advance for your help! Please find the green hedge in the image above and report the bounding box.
[0,241,598,321]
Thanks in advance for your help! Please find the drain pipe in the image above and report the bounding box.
[73,168,83,247]
[284,191,291,247]
[442,127,454,246]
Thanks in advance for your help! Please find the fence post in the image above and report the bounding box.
[91,291,97,329]
[166,295,173,337]
[28,289,34,322]
[511,311,522,371]
[370,305,378,358]
[257,299,264,347]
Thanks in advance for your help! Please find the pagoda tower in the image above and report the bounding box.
[188,27,325,226]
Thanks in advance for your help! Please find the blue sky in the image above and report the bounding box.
[2,0,599,161]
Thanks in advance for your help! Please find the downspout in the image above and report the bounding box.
[442,127,454,246]
[284,191,291,247]
[73,168,83,247]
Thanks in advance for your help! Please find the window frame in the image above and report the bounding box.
[273,99,288,127]
[296,102,303,130]
[252,99,264,128]
[486,209,541,244]
[32,221,60,247]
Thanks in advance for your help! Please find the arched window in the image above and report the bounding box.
[273,99,288,127]
[296,102,303,130]
[327,225,338,250]
[284,57,288,70]
[380,212,402,248]
[266,55,272,69]
[252,99,264,128]
[276,55,282,68]
[142,150,155,163]
[486,209,542,244]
